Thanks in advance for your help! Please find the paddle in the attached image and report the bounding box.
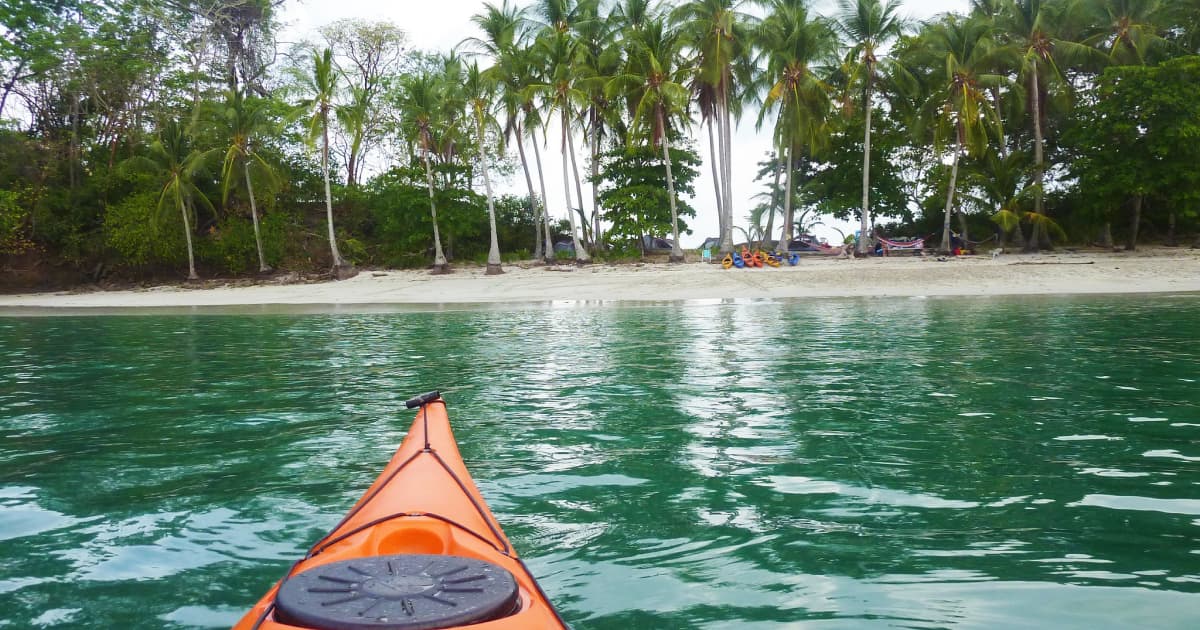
[405,390,442,408]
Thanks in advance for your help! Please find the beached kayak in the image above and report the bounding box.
[234,392,568,630]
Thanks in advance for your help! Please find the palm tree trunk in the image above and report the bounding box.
[244,161,269,272]
[858,73,874,255]
[515,124,541,260]
[532,128,554,263]
[992,86,1007,158]
[322,122,344,270]
[1127,194,1142,251]
[1100,221,1113,248]
[590,109,602,252]
[424,150,449,272]
[567,123,590,251]
[717,87,734,256]
[957,206,970,249]
[1028,65,1047,252]
[180,196,199,281]
[721,81,735,256]
[707,117,724,243]
[659,108,684,263]
[781,144,794,249]
[715,104,729,252]
[1011,217,1028,250]
[940,131,962,253]
[764,155,781,250]
[476,113,503,275]
[561,107,589,263]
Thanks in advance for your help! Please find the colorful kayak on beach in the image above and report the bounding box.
[234,392,568,630]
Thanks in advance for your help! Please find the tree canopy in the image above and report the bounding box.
[2,0,1200,287]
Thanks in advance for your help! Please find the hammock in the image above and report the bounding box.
[959,233,997,247]
[879,237,925,254]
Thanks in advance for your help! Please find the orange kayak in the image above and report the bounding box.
[235,392,568,630]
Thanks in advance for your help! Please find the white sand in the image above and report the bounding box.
[2,249,1198,310]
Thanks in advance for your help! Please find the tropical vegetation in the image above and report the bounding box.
[2,0,1199,287]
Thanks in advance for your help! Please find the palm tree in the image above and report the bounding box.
[1082,0,1170,66]
[672,0,753,256]
[517,63,558,263]
[465,61,506,275]
[468,1,551,261]
[574,1,624,252]
[836,0,905,255]
[398,71,451,273]
[290,47,353,277]
[756,0,839,252]
[532,12,592,264]
[130,120,213,281]
[218,89,275,273]
[996,0,1098,251]
[609,17,691,262]
[1074,0,1171,248]
[917,15,1005,253]
[964,147,1032,247]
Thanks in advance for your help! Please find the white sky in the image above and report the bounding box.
[279,0,969,247]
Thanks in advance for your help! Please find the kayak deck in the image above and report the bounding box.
[235,394,567,629]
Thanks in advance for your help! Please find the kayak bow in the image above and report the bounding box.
[235,393,568,630]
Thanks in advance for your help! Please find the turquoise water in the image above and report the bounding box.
[1,296,1199,629]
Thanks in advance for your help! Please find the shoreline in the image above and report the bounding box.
[1,248,1198,312]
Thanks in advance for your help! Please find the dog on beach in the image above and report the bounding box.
[991,248,1003,260]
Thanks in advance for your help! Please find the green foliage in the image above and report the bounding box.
[1065,56,1200,236]
[593,143,700,248]
[199,213,287,275]
[340,235,369,266]
[804,111,910,222]
[492,194,537,255]
[362,163,488,267]
[104,190,184,267]
[0,189,33,254]
[9,0,1200,285]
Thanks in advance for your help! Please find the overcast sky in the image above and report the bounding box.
[279,0,970,247]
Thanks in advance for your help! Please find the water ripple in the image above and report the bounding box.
[1,297,1199,628]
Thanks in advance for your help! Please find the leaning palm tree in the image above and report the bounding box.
[755,0,839,252]
[290,47,353,277]
[398,72,451,273]
[609,17,691,262]
[217,89,275,273]
[836,0,905,255]
[464,61,506,275]
[917,14,1005,253]
[129,120,214,281]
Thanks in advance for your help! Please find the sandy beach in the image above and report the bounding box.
[1,248,1198,311]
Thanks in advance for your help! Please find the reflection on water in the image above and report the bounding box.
[1,296,1199,628]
